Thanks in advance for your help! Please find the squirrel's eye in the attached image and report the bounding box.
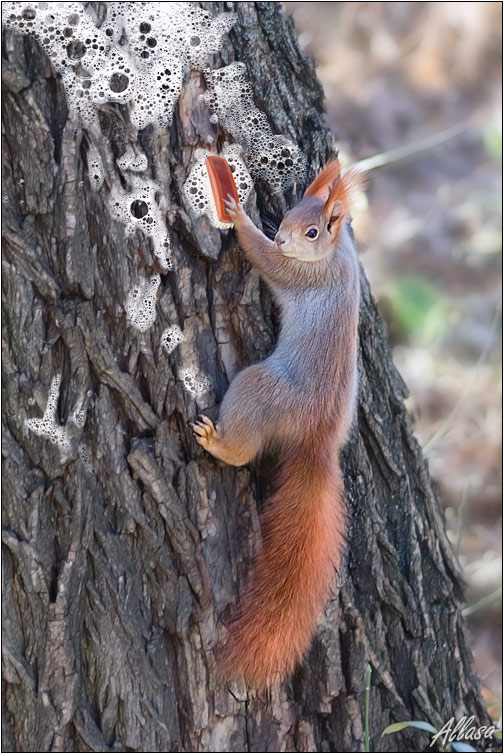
[305,227,318,240]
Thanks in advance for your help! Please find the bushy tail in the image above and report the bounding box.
[220,437,346,689]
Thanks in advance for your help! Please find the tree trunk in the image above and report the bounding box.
[1,2,491,752]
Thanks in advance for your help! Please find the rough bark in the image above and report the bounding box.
[1,3,491,752]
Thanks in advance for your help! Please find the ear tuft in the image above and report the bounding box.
[303,159,341,199]
[323,167,364,223]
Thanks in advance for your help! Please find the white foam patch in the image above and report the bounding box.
[117,147,148,173]
[249,134,306,192]
[78,442,93,471]
[109,177,171,269]
[125,273,160,332]
[161,325,184,354]
[179,366,211,398]
[2,3,236,130]
[25,374,70,451]
[106,4,236,129]
[202,63,306,192]
[130,57,184,131]
[4,3,305,245]
[3,3,125,127]
[71,408,86,428]
[203,63,269,140]
[86,142,105,191]
[184,143,253,228]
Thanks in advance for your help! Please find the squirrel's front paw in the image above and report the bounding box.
[223,194,242,221]
[192,415,218,451]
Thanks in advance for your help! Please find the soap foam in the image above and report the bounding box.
[109,177,171,269]
[25,374,70,451]
[125,273,160,332]
[2,3,236,130]
[202,63,306,192]
[86,142,105,191]
[161,325,184,354]
[117,147,149,173]
[179,366,211,398]
[71,408,86,428]
[78,442,93,471]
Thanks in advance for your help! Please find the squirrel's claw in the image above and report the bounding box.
[192,415,218,446]
[191,422,207,438]
[198,414,214,426]
[223,194,239,216]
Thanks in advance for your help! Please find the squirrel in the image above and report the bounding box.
[192,159,361,689]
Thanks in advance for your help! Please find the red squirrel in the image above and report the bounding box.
[192,159,361,689]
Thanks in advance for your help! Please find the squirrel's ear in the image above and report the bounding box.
[304,159,341,200]
[322,167,362,232]
[325,199,344,232]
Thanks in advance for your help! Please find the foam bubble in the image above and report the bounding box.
[25,374,70,451]
[203,63,269,142]
[125,273,160,332]
[179,366,211,397]
[108,177,171,269]
[71,408,86,428]
[130,57,184,131]
[117,147,148,173]
[78,442,93,471]
[3,3,130,127]
[161,325,184,354]
[86,142,104,191]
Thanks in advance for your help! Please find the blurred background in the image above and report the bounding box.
[283,1,502,723]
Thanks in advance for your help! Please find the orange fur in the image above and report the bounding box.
[220,433,346,688]
[303,158,342,199]
[324,166,365,219]
[305,160,364,238]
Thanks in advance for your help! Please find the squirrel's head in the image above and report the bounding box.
[275,159,360,262]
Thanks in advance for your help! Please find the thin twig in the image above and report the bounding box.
[350,122,470,173]
[462,586,502,617]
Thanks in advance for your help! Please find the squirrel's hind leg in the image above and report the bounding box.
[192,364,285,466]
[192,415,253,466]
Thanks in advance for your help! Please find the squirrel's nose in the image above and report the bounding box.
[275,232,286,246]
